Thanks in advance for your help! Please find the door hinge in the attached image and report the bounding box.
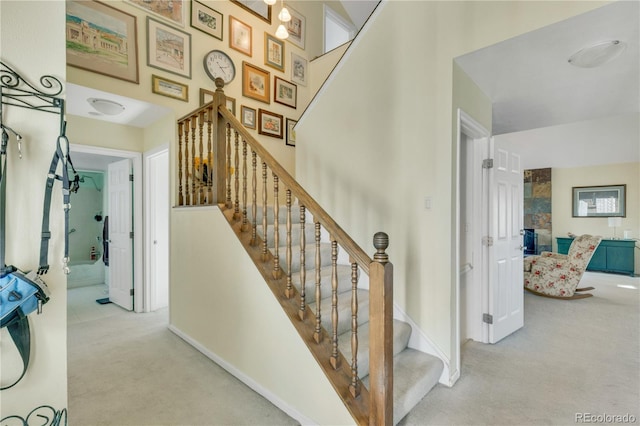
[130,289,134,296]
[483,313,493,324]
[130,231,134,238]
[129,174,134,182]
[482,158,494,169]
[482,236,494,246]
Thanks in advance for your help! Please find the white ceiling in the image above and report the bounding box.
[455,1,639,135]
[66,83,172,128]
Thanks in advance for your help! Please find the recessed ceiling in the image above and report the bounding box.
[455,1,639,135]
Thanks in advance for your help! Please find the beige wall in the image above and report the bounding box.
[295,0,609,381]
[552,163,640,273]
[170,207,353,425]
[66,115,144,152]
[0,0,67,416]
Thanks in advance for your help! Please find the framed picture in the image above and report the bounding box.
[230,16,252,57]
[190,1,223,40]
[230,0,271,24]
[200,88,236,115]
[147,17,192,78]
[258,109,283,139]
[285,5,305,50]
[290,52,307,86]
[241,105,257,129]
[152,74,188,102]
[242,62,270,104]
[264,33,285,72]
[286,118,297,147]
[274,77,297,109]
[126,0,185,27]
[572,185,626,217]
[66,0,139,84]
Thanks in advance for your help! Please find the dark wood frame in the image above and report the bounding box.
[274,77,297,109]
[286,118,297,146]
[572,184,626,217]
[230,0,271,24]
[258,108,283,139]
[190,0,223,40]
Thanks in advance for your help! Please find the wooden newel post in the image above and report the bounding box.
[369,232,393,426]
[212,77,227,204]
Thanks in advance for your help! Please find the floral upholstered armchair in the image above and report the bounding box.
[523,234,602,299]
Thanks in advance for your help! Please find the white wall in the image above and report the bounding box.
[295,0,609,380]
[0,0,67,417]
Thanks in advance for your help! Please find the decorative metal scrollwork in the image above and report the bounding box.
[1,60,64,115]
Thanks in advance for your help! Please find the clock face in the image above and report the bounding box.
[204,50,235,84]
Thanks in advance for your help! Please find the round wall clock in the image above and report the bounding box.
[203,50,235,84]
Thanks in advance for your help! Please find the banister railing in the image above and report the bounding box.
[176,78,393,425]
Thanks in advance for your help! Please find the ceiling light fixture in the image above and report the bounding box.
[87,98,125,115]
[274,0,289,39]
[264,0,276,5]
[568,40,626,68]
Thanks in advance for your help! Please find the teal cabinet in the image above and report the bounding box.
[556,237,635,276]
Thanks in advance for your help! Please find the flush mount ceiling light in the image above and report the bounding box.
[568,40,626,68]
[87,98,125,115]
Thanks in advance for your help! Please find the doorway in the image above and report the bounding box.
[69,144,143,312]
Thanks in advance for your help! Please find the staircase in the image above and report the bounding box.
[261,205,443,425]
[176,80,443,425]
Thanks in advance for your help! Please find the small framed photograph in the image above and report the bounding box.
[274,77,297,109]
[285,5,305,50]
[126,0,185,27]
[190,1,223,40]
[200,88,236,115]
[242,62,270,104]
[286,118,297,147]
[147,17,192,78]
[572,185,626,217]
[230,0,271,24]
[264,33,285,72]
[241,105,257,129]
[199,88,214,105]
[290,52,307,86]
[152,75,188,102]
[230,16,252,57]
[66,0,139,84]
[258,109,283,139]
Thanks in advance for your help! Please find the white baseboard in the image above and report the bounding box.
[168,324,318,426]
[392,304,453,386]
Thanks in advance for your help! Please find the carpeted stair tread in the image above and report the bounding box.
[309,289,370,336]
[261,223,318,249]
[337,319,412,380]
[247,204,308,225]
[363,348,443,425]
[289,264,354,303]
[279,243,333,273]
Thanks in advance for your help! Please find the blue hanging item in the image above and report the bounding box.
[0,60,71,391]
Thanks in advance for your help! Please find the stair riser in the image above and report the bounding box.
[290,265,354,304]
[309,289,370,336]
[261,224,317,248]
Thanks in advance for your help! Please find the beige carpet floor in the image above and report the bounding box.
[68,271,639,425]
[399,271,640,426]
[67,287,298,426]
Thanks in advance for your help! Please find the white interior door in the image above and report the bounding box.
[108,158,133,311]
[488,137,524,343]
[148,150,169,311]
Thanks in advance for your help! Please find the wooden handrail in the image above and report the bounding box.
[216,105,372,275]
[177,78,393,425]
